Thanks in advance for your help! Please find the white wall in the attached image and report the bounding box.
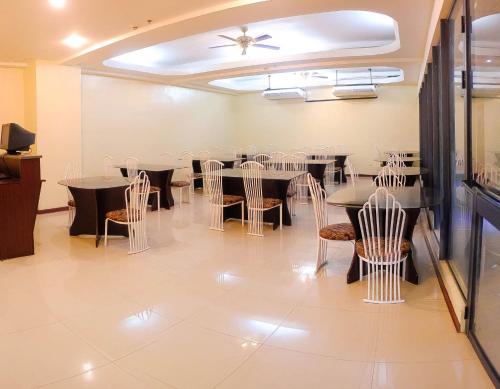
[81,75,236,176]
[34,63,82,210]
[0,67,24,127]
[233,86,419,170]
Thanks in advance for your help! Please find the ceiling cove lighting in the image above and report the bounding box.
[49,0,66,9]
[62,33,88,48]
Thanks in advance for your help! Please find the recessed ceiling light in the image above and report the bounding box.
[49,0,66,9]
[486,59,492,63]
[62,33,87,48]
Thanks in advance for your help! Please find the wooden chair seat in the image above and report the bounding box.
[223,194,244,205]
[319,223,355,241]
[263,198,282,209]
[355,237,411,259]
[105,209,142,223]
[171,180,191,187]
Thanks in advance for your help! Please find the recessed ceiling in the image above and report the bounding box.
[103,10,399,76]
[209,66,404,91]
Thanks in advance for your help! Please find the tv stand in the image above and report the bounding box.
[0,155,42,260]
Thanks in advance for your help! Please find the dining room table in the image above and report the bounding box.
[263,159,336,188]
[384,150,420,157]
[58,176,131,247]
[307,153,352,184]
[191,155,242,188]
[326,181,441,284]
[114,163,186,209]
[374,156,421,167]
[361,166,429,186]
[219,168,307,228]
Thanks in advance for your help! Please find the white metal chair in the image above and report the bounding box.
[307,173,355,272]
[374,166,406,187]
[283,154,299,216]
[241,161,282,236]
[387,154,406,174]
[357,187,409,303]
[198,150,210,195]
[171,155,192,206]
[254,153,271,166]
[204,160,245,231]
[125,157,161,212]
[345,157,359,187]
[103,155,113,177]
[269,151,286,170]
[294,152,309,204]
[104,171,150,254]
[64,162,81,227]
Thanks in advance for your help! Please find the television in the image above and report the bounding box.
[0,123,36,155]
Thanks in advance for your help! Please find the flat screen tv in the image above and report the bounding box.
[0,123,36,155]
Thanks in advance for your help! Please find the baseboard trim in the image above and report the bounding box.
[38,207,68,214]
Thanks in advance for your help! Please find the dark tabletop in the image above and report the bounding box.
[218,168,307,181]
[114,163,186,171]
[326,182,441,209]
[58,176,131,190]
[264,159,336,165]
[191,155,242,162]
[361,167,429,176]
[384,150,420,155]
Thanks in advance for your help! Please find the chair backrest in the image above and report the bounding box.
[254,153,271,165]
[241,161,264,209]
[270,151,286,169]
[358,187,406,261]
[307,173,328,233]
[103,155,113,177]
[374,166,406,187]
[126,157,139,181]
[314,146,328,160]
[203,160,224,205]
[65,162,81,183]
[387,154,405,172]
[294,152,308,173]
[126,171,150,224]
[345,157,359,187]
[282,154,298,172]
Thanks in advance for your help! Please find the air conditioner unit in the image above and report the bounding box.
[332,85,377,99]
[262,88,306,100]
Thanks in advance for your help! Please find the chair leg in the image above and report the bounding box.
[186,187,191,203]
[179,187,183,207]
[104,219,109,247]
[240,202,244,226]
[279,204,282,230]
[156,192,160,212]
[359,258,363,281]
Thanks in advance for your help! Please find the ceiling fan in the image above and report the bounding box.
[209,26,280,55]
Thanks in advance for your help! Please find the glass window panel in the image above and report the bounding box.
[472,219,500,374]
[449,0,472,293]
[471,1,500,193]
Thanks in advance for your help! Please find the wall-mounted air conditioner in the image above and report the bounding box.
[332,85,377,99]
[262,88,306,100]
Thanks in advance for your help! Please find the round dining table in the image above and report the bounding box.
[326,182,441,284]
[58,176,131,247]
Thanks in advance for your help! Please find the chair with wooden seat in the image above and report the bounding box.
[126,157,161,212]
[294,152,309,204]
[104,171,150,254]
[204,160,244,231]
[283,154,298,216]
[254,153,271,166]
[357,187,408,303]
[374,166,406,187]
[307,173,356,272]
[64,162,81,227]
[171,154,192,206]
[241,161,282,236]
[270,151,286,170]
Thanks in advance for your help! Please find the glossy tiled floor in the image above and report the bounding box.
[0,180,493,388]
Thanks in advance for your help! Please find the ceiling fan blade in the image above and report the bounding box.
[254,34,272,42]
[253,44,280,50]
[218,34,237,42]
[209,44,238,49]
[242,47,247,55]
